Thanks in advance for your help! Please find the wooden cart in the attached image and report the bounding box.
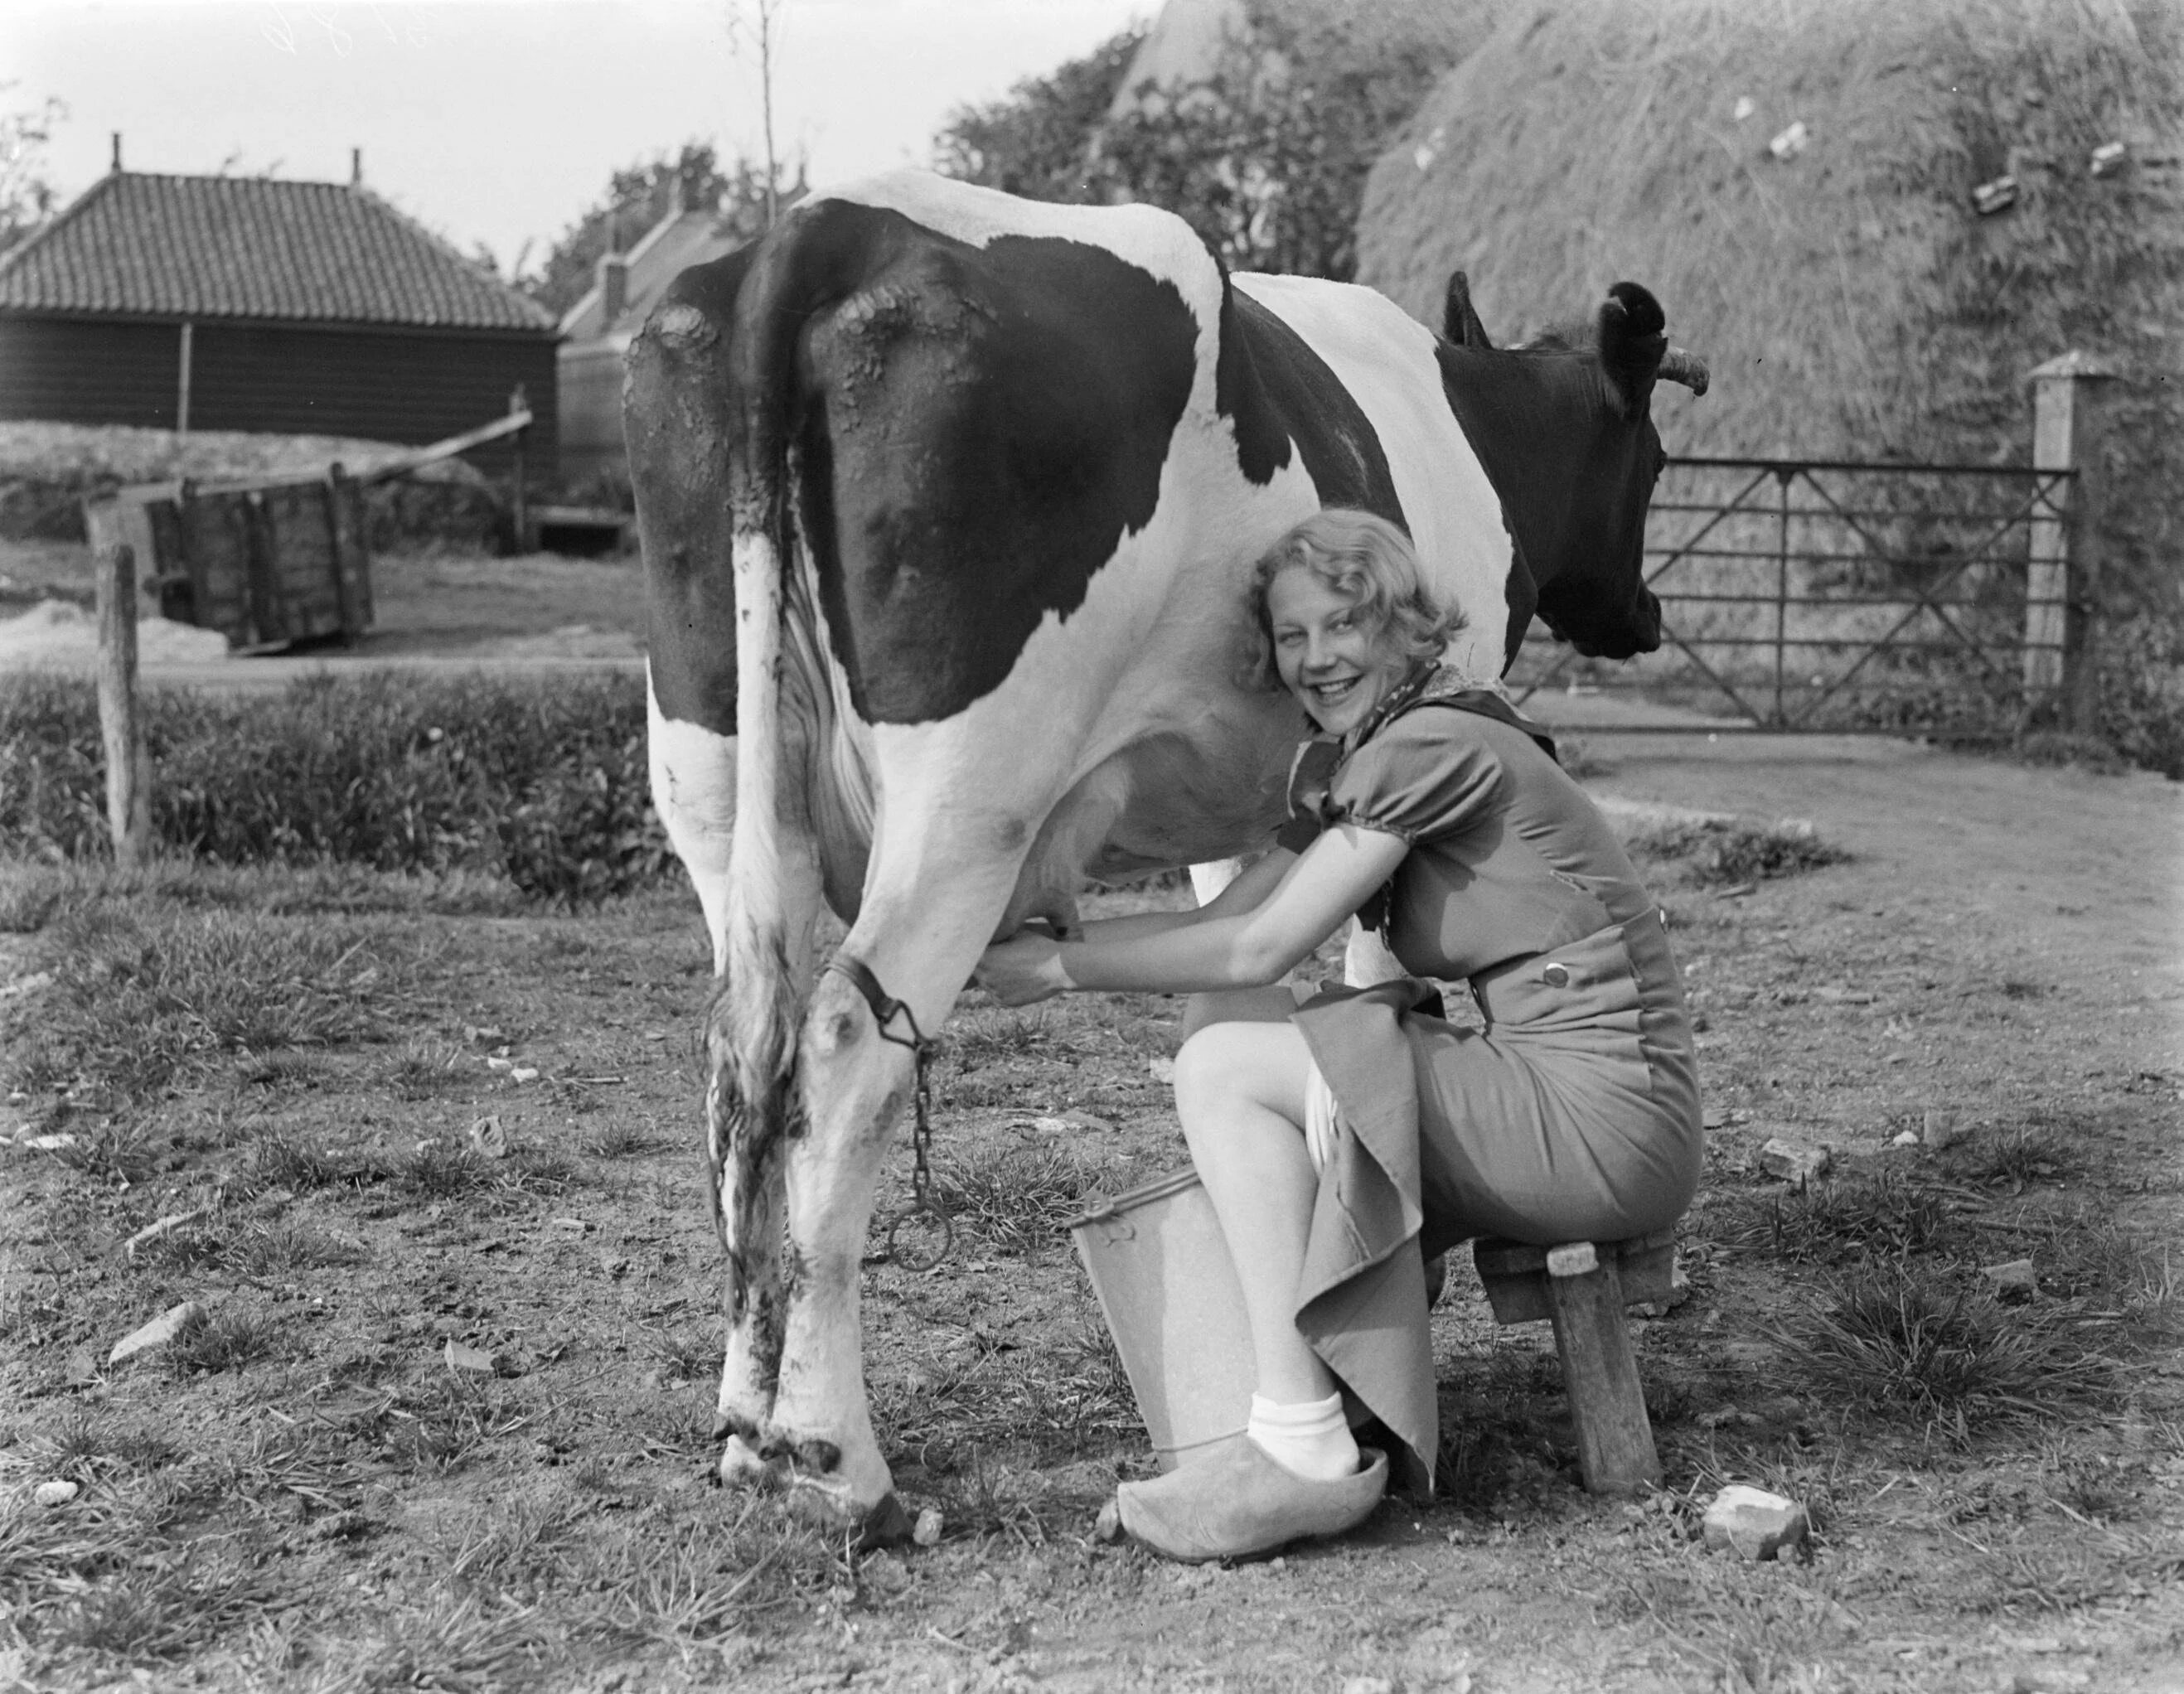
[82,401,531,654]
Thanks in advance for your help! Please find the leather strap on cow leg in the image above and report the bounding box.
[824,954,952,1272]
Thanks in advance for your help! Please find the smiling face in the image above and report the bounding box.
[1266,564,1412,736]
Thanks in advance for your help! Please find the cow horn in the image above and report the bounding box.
[1658,347,1709,396]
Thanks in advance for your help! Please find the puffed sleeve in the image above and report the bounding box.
[1318,709,1505,843]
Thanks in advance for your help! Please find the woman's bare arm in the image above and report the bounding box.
[976,826,1406,1003]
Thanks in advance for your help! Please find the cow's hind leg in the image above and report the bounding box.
[758,853,1024,1538]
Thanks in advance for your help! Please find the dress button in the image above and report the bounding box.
[1541,962,1572,989]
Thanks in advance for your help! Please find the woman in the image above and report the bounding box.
[976,509,1702,1563]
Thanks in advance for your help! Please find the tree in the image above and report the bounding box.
[527,140,805,320]
[933,28,1145,203]
[932,7,1446,281]
[0,88,65,258]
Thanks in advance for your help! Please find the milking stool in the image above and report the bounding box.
[1468,1228,1678,1495]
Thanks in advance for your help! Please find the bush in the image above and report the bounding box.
[0,670,674,902]
[2096,613,2184,780]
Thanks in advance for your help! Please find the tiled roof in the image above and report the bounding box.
[0,172,556,334]
[559,208,752,345]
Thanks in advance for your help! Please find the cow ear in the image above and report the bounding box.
[1443,271,1494,351]
[1596,281,1668,414]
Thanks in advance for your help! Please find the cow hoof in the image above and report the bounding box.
[786,1478,914,1549]
[719,1432,790,1491]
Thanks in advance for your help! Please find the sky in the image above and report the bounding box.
[5,0,1155,276]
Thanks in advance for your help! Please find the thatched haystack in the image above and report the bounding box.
[1110,0,1492,116]
[1356,0,2184,607]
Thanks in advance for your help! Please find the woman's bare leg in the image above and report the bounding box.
[1171,1018,1333,1406]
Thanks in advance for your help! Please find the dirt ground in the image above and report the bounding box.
[2,541,2182,1692]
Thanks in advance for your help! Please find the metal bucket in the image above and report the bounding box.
[1066,1167,1257,1471]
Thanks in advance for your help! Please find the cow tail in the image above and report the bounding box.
[708,220,821,1291]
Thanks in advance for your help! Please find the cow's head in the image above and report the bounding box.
[1451,277,1707,666]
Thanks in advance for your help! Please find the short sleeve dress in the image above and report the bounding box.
[1271,673,1703,1493]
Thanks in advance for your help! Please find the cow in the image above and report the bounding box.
[628,170,1706,1541]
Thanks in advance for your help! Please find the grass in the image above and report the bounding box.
[937,1142,1104,1260]
[4,899,417,1106]
[1616,811,1850,888]
[0,669,671,903]
[160,1306,283,1378]
[1709,1166,1962,1263]
[1777,1261,2121,1431]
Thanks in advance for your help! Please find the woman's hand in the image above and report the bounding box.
[974,928,1071,1007]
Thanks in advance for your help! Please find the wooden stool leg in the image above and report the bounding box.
[1543,1243,1662,1495]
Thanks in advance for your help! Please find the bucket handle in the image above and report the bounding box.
[1066,1196,1137,1243]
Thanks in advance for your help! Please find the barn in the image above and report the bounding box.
[0,150,559,482]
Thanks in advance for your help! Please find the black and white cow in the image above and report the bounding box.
[628,171,1705,1539]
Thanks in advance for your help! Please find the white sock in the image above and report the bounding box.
[1247,1391,1359,1482]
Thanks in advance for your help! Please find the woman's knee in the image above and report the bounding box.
[1173,1019,1309,1120]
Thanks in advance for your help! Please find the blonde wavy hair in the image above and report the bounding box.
[1235,509,1465,694]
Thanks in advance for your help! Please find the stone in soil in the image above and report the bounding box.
[1923,1108,1970,1149]
[1702,1484,1809,1561]
[109,1301,199,1367]
[1981,1257,2037,1295]
[1759,1138,1832,1184]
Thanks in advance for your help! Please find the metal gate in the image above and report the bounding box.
[1508,456,2075,737]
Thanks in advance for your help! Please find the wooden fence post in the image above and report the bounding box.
[508,385,531,554]
[91,530,153,869]
[2025,351,2119,732]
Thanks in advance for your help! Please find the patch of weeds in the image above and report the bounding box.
[646,1325,718,1388]
[1778,1261,2119,1430]
[1614,1559,1857,1690]
[7,904,405,1106]
[37,1412,180,1484]
[1947,1121,2077,1190]
[163,1306,281,1378]
[1973,1537,2151,1614]
[0,863,84,932]
[128,1220,227,1274]
[560,1495,839,1645]
[1620,812,1848,888]
[875,1317,1137,1475]
[236,1051,339,1094]
[384,1033,472,1101]
[2042,1451,2144,1524]
[0,1459,282,1671]
[937,1143,1102,1259]
[444,1494,589,1604]
[579,1120,654,1159]
[2011,1198,2172,1313]
[311,1592,565,1692]
[933,1447,1048,1546]
[232,1220,368,1276]
[1709,1167,1961,1263]
[392,1141,576,1206]
[48,1119,167,1188]
[38,1540,282,1667]
[243,1134,369,1195]
[949,1009,1056,1066]
[380,1375,532,1474]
